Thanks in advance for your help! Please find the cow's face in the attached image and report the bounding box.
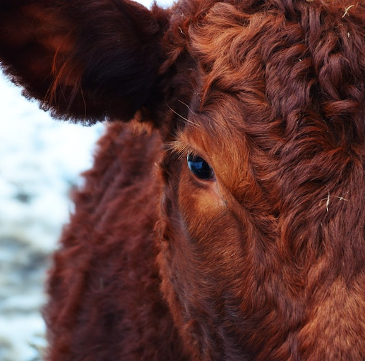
[157,2,365,359]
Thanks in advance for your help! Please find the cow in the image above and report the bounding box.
[1,0,365,359]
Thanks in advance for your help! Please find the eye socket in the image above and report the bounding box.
[187,153,214,181]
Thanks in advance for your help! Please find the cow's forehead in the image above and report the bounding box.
[177,1,365,145]
[182,0,365,119]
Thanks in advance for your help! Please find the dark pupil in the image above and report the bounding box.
[187,153,214,180]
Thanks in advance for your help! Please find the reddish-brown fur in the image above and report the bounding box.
[1,0,365,359]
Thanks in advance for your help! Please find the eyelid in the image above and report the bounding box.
[168,140,197,157]
[169,139,214,166]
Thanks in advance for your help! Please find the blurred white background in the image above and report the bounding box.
[0,0,173,359]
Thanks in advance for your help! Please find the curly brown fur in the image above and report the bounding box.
[44,123,188,360]
[2,0,365,359]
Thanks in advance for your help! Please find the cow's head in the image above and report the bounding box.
[1,0,365,359]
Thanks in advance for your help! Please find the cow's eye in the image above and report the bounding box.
[187,153,214,181]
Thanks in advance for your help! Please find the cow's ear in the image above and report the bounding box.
[0,0,169,124]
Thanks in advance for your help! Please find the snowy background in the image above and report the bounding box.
[0,0,172,360]
[0,73,104,361]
